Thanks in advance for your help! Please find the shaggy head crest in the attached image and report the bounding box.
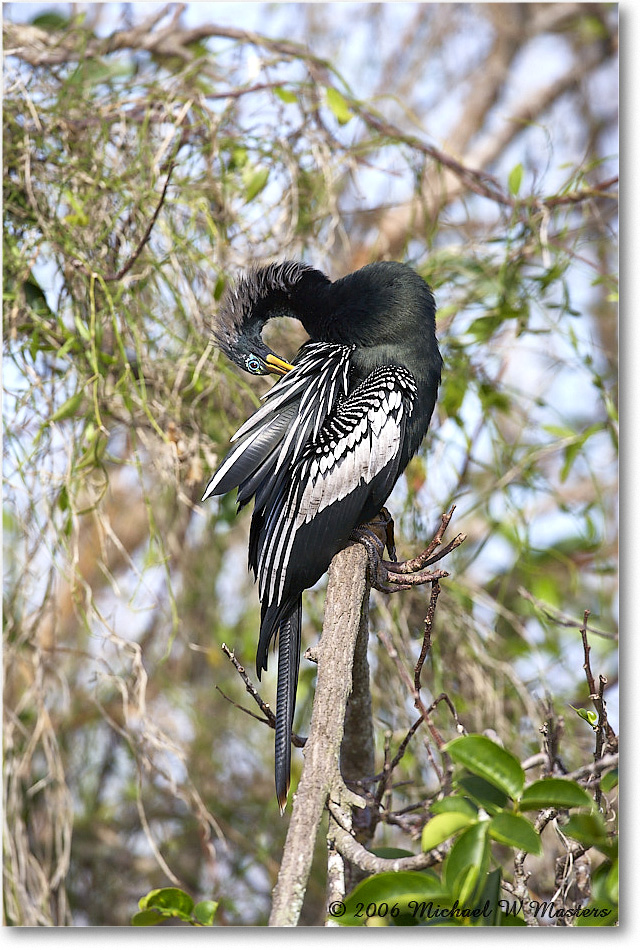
[214,261,318,358]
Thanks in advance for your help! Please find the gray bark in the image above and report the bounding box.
[268,543,370,926]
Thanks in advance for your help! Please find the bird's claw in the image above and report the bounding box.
[349,526,388,587]
[351,514,448,593]
[363,506,397,560]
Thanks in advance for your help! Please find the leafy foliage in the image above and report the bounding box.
[132,887,218,927]
[338,736,617,927]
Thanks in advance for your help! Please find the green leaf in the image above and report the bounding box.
[275,86,298,104]
[466,313,505,343]
[23,274,53,317]
[68,58,135,89]
[475,868,503,926]
[32,11,69,30]
[575,901,618,926]
[500,912,528,926]
[600,769,618,793]
[488,813,542,854]
[76,430,108,471]
[213,274,226,300]
[421,811,476,851]
[445,735,525,800]
[557,422,603,482]
[560,442,581,482]
[73,312,91,341]
[29,329,41,363]
[518,777,593,811]
[570,704,599,728]
[444,821,490,905]
[478,381,511,414]
[326,87,353,124]
[440,374,468,420]
[531,575,561,608]
[243,166,269,203]
[63,191,89,227]
[228,146,248,170]
[605,859,618,904]
[47,390,84,425]
[341,871,445,927]
[430,796,477,819]
[345,870,442,903]
[542,423,576,439]
[577,14,610,41]
[457,775,508,812]
[563,813,616,859]
[131,909,164,926]
[193,900,218,926]
[508,163,523,196]
[139,887,194,918]
[591,857,618,907]
[370,847,416,859]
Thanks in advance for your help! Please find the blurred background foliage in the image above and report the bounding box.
[3,1,617,927]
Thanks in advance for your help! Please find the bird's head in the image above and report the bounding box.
[217,321,294,377]
[213,265,306,377]
[213,261,330,376]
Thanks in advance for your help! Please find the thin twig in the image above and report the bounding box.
[520,587,617,640]
[386,506,462,574]
[414,580,441,694]
[103,159,178,282]
[538,176,618,208]
[579,612,617,750]
[579,610,596,696]
[219,642,300,748]
[374,716,423,804]
[376,628,445,762]
[356,106,513,208]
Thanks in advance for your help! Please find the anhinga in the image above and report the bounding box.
[203,260,442,811]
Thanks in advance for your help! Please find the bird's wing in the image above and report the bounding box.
[255,363,418,671]
[201,342,353,502]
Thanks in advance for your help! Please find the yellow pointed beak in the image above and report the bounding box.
[265,354,294,376]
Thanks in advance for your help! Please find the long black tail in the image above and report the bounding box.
[274,598,302,813]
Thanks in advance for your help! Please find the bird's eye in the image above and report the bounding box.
[245,355,263,375]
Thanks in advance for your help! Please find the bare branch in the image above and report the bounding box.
[268,544,369,927]
[103,159,178,283]
[328,814,444,874]
[519,588,618,640]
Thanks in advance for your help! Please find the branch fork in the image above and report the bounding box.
[351,505,466,592]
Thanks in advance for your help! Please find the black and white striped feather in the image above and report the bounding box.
[255,364,417,610]
[205,345,417,662]
[202,342,353,505]
[203,340,418,810]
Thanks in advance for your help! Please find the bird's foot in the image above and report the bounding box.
[363,506,397,560]
[350,525,393,589]
[350,523,446,592]
[351,506,466,593]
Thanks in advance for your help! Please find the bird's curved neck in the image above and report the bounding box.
[252,262,332,332]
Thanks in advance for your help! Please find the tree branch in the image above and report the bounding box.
[268,544,370,927]
[327,816,444,874]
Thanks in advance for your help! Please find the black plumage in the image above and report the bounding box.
[203,260,442,811]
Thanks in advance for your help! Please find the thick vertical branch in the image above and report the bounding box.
[338,575,376,895]
[340,586,375,828]
[268,544,369,927]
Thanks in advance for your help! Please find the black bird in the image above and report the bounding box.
[203,260,442,811]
